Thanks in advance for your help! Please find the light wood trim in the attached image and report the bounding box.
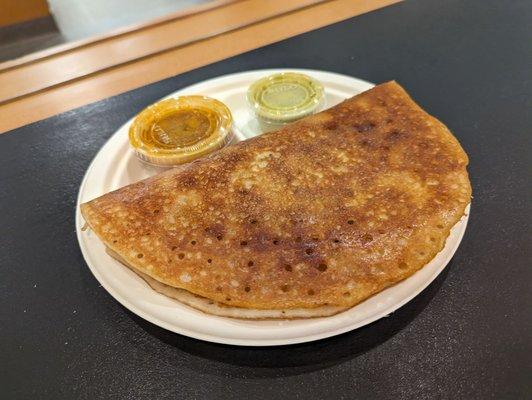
[0,0,236,71]
[0,0,400,133]
[0,0,325,103]
[0,0,50,27]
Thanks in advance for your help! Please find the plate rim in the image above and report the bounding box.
[76,68,470,346]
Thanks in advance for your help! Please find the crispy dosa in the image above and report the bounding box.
[106,247,347,318]
[81,81,471,318]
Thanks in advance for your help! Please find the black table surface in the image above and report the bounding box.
[1,0,531,399]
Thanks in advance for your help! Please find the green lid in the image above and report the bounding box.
[247,72,324,124]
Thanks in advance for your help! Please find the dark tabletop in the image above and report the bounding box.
[1,0,531,399]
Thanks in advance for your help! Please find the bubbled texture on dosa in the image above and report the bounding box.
[106,246,347,319]
[81,81,471,310]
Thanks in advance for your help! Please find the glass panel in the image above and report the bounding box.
[0,0,214,63]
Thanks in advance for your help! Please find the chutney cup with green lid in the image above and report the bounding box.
[247,72,325,132]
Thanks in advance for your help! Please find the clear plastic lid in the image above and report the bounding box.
[128,96,233,166]
[247,72,324,126]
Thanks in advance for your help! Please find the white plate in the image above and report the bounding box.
[76,69,470,346]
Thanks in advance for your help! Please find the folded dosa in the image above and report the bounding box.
[81,81,471,318]
[106,247,347,318]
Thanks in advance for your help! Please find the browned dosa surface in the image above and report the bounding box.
[81,81,471,311]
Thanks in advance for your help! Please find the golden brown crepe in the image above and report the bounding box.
[81,81,471,318]
[106,247,347,318]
